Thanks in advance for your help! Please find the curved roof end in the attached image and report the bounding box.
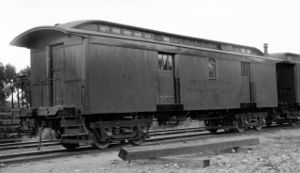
[10,26,69,48]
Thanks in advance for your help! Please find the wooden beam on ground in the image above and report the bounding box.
[118,137,259,160]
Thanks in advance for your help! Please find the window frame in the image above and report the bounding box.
[123,29,132,36]
[144,33,153,39]
[241,62,250,77]
[111,27,121,34]
[98,25,110,33]
[158,53,174,71]
[208,57,217,80]
[133,31,143,38]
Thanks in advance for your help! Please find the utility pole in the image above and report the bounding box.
[10,79,14,109]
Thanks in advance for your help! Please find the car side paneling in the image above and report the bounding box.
[30,35,85,108]
[30,49,48,107]
[179,52,241,110]
[251,62,277,107]
[87,42,157,114]
[63,43,86,107]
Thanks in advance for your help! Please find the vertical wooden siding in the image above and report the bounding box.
[30,42,85,108]
[179,54,251,110]
[30,49,48,107]
[87,44,157,113]
[63,44,85,107]
[51,43,85,107]
[251,63,277,107]
[52,45,65,105]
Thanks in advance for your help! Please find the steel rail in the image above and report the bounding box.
[0,129,209,165]
[0,127,205,150]
[1,123,299,165]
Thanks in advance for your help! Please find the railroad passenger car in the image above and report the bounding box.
[10,20,299,150]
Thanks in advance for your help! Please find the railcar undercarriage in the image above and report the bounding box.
[156,107,300,135]
[18,105,300,151]
[26,106,152,150]
[199,108,299,134]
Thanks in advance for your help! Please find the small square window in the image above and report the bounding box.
[99,25,109,33]
[134,32,142,37]
[144,34,153,39]
[172,38,180,44]
[123,30,132,36]
[163,36,170,42]
[112,28,121,34]
[158,53,173,71]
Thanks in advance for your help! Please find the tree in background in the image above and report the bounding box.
[0,63,5,110]
[0,63,17,111]
[16,66,31,107]
[5,64,16,109]
[0,63,31,110]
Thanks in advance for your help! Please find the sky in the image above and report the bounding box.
[1,0,300,71]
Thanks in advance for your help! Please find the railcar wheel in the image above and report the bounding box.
[233,120,245,133]
[92,128,110,149]
[94,140,110,149]
[62,143,78,151]
[254,125,263,131]
[289,120,296,127]
[129,137,145,146]
[265,117,272,127]
[235,126,245,133]
[208,129,218,134]
[254,116,264,131]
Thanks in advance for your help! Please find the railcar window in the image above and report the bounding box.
[158,53,173,71]
[123,30,132,36]
[144,34,153,39]
[134,32,142,37]
[208,58,217,79]
[241,62,250,76]
[112,28,121,34]
[163,36,170,42]
[99,25,109,33]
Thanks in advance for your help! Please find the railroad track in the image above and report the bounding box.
[0,140,59,151]
[0,127,208,165]
[1,121,295,151]
[1,123,299,165]
[0,138,22,144]
[0,127,205,151]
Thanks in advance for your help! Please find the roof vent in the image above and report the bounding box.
[263,43,268,56]
[54,23,60,26]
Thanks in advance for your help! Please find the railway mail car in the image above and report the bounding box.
[10,20,298,150]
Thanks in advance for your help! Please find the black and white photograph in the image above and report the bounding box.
[1,0,300,172]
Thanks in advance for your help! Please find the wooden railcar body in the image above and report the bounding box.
[10,20,300,149]
[11,20,279,114]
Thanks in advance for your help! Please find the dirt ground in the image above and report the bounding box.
[1,127,300,173]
